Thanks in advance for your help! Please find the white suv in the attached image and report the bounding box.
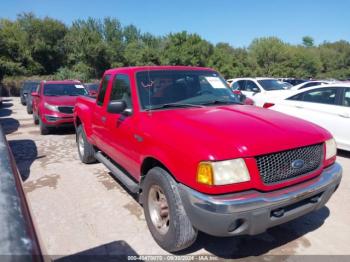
[229,78,288,106]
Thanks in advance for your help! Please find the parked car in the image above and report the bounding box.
[278,78,307,86]
[289,81,332,91]
[32,80,88,135]
[230,77,288,106]
[84,82,100,97]
[26,84,40,114]
[74,66,341,252]
[0,126,44,260]
[264,84,350,151]
[20,80,40,105]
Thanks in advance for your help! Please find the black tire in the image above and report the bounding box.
[142,167,197,252]
[27,106,33,114]
[76,125,96,164]
[33,113,39,125]
[39,117,50,135]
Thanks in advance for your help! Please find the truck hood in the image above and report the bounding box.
[43,96,79,106]
[142,105,331,160]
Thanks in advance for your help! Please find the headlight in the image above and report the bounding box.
[325,138,337,160]
[44,102,59,112]
[197,158,250,186]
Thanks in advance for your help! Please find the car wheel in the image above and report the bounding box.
[142,167,197,252]
[76,125,96,164]
[27,105,33,114]
[39,118,50,135]
[33,113,39,125]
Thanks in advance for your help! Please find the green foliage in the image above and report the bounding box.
[302,36,315,47]
[1,12,350,85]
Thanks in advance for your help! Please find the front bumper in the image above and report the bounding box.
[179,162,342,237]
[42,114,74,126]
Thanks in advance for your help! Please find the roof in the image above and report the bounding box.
[105,66,214,74]
[227,77,275,81]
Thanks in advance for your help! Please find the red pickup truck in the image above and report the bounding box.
[32,80,87,135]
[74,66,342,252]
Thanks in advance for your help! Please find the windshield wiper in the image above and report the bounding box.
[199,100,242,106]
[145,103,204,111]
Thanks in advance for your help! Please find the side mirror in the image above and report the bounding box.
[107,100,127,114]
[31,92,39,97]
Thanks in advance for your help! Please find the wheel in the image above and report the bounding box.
[76,125,96,164]
[27,105,33,114]
[33,113,39,125]
[39,117,50,135]
[142,167,197,252]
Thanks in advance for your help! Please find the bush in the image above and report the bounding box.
[1,75,54,96]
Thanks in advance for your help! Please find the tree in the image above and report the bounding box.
[302,36,314,47]
[161,31,213,66]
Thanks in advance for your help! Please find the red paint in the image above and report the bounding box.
[32,80,83,127]
[75,66,334,195]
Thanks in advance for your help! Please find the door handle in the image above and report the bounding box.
[338,113,350,118]
[101,116,106,123]
[295,105,304,109]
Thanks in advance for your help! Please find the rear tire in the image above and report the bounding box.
[76,125,96,164]
[39,117,50,135]
[142,167,197,252]
[33,113,39,125]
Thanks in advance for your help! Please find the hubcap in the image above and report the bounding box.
[148,185,170,235]
[78,133,84,156]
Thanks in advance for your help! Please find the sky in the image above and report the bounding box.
[0,0,349,47]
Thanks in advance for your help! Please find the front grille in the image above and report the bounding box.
[256,144,323,185]
[58,106,74,114]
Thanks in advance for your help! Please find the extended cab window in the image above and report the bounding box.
[97,75,111,106]
[110,74,132,109]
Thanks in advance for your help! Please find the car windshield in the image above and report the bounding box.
[43,84,88,96]
[136,70,240,110]
[23,82,39,92]
[257,79,286,91]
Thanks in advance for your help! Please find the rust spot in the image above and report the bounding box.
[24,174,60,193]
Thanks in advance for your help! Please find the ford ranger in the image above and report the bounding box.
[74,66,342,252]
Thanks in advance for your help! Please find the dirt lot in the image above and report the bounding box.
[1,97,350,260]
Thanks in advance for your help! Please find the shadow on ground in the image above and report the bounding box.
[177,207,329,258]
[53,240,140,262]
[337,149,350,159]
[9,139,41,181]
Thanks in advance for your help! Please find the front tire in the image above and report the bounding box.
[33,113,39,125]
[142,167,197,252]
[76,125,96,164]
[39,117,50,135]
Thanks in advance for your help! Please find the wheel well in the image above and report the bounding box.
[75,116,81,127]
[140,157,172,181]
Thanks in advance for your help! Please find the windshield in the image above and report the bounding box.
[257,79,286,91]
[43,84,88,96]
[136,70,240,110]
[23,82,39,92]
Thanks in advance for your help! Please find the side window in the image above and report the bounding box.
[342,88,350,107]
[237,80,246,90]
[301,88,337,105]
[110,74,132,109]
[232,81,240,90]
[245,81,260,92]
[97,75,111,106]
[301,82,320,89]
[288,93,304,101]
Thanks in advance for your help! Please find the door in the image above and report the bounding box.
[104,74,140,178]
[32,83,42,116]
[91,74,111,151]
[275,87,342,142]
[242,80,261,98]
[336,87,350,149]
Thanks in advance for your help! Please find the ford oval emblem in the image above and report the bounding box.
[291,159,305,169]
